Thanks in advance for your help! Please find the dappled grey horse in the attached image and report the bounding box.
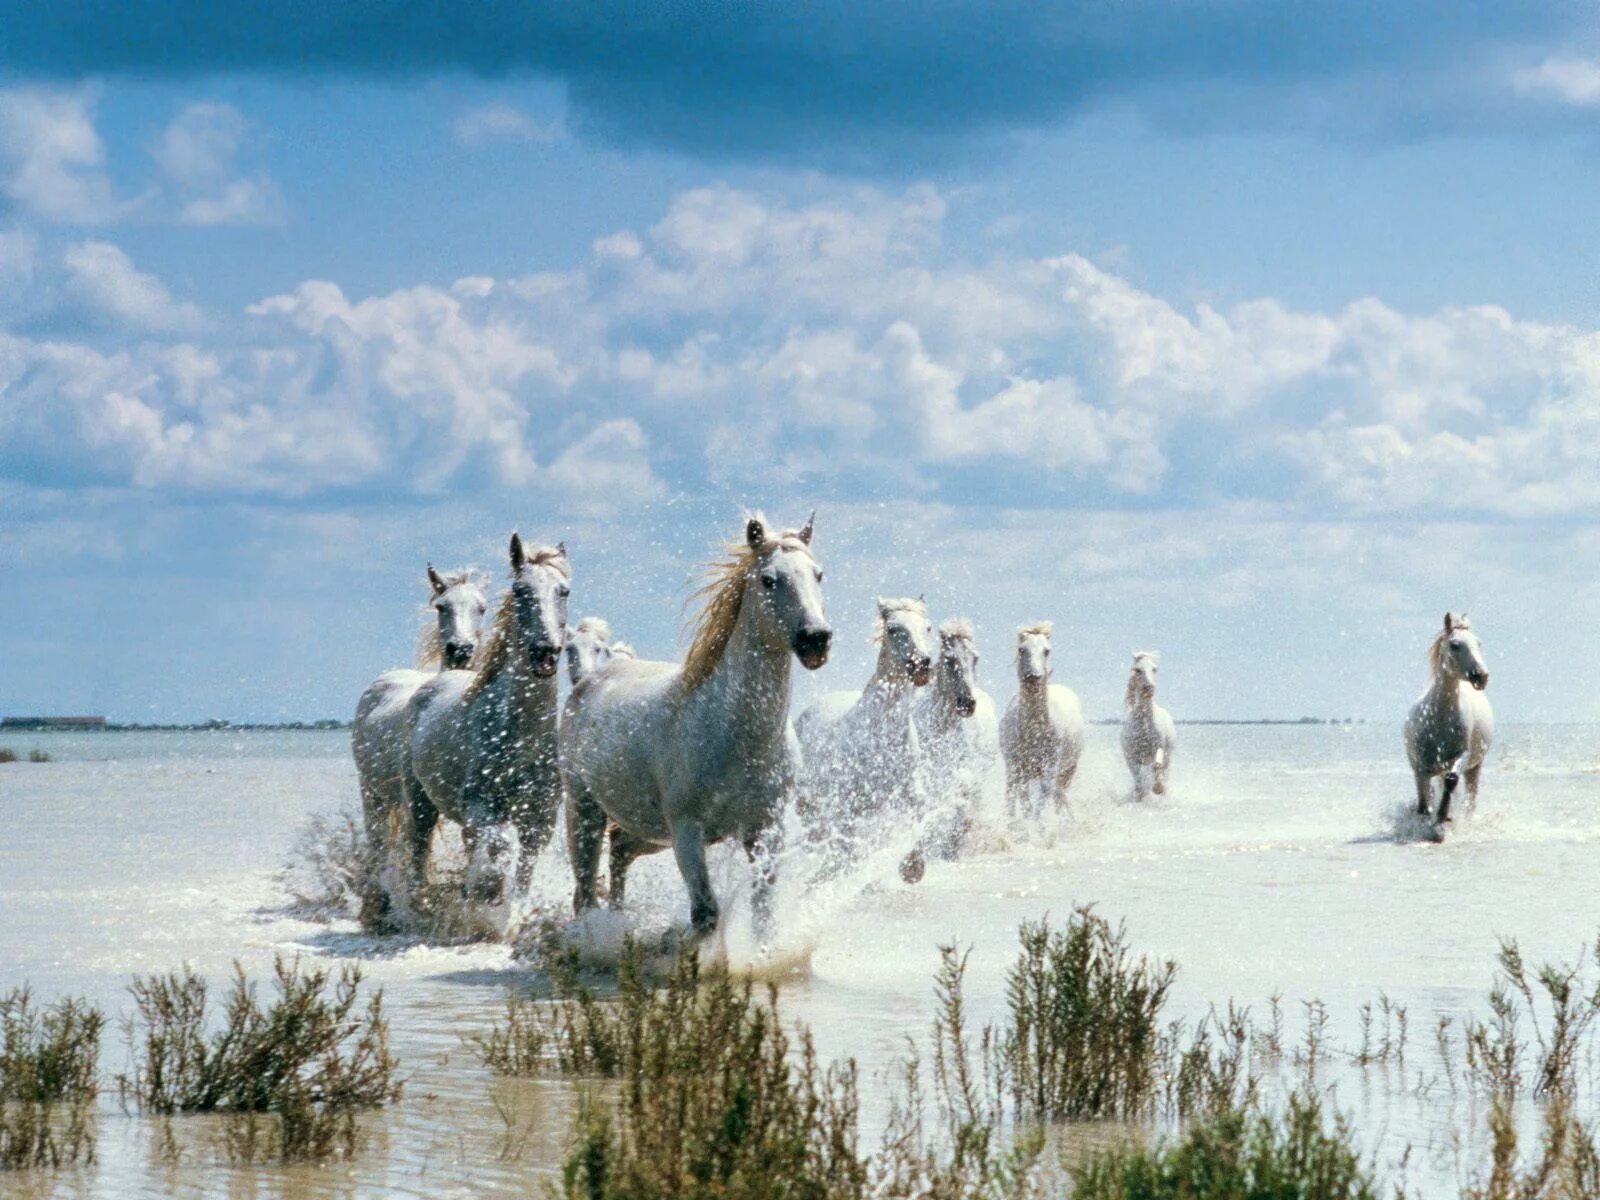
[1405,612,1493,829]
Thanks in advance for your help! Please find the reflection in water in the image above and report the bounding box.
[2,724,1600,1194]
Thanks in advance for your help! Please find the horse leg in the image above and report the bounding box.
[1438,761,1463,824]
[1413,772,1433,818]
[608,825,647,910]
[1151,752,1167,797]
[404,777,439,887]
[743,820,782,944]
[512,794,557,892]
[671,819,719,937]
[1053,755,1079,812]
[1464,763,1483,812]
[567,779,606,915]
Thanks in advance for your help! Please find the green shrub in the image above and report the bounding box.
[1069,1092,1376,1200]
[0,749,15,764]
[0,989,102,1171]
[26,750,49,763]
[120,956,400,1163]
[1002,907,1176,1122]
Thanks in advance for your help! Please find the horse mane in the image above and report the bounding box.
[872,597,929,644]
[462,546,568,701]
[1016,620,1054,642]
[939,617,977,645]
[573,616,612,642]
[414,567,488,669]
[611,640,637,659]
[681,514,812,693]
[1125,651,1159,709]
[1428,615,1472,676]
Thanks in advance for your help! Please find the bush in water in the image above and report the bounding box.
[0,989,102,1170]
[121,956,400,1163]
[1069,1091,1377,1200]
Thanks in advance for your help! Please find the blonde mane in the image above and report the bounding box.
[414,567,488,670]
[1125,651,1159,709]
[1428,615,1472,676]
[872,597,929,644]
[681,517,812,694]
[1016,620,1054,642]
[573,616,612,642]
[462,547,569,701]
[939,617,977,645]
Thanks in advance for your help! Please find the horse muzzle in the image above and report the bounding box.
[529,647,561,678]
[1469,670,1489,691]
[793,626,832,670]
[956,696,978,718]
[910,657,932,687]
[444,642,474,670]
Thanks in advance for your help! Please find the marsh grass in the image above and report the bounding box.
[0,748,14,763]
[120,956,399,1163]
[1068,1090,1378,1200]
[0,989,102,1171]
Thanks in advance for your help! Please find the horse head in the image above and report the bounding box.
[876,595,933,686]
[937,618,980,717]
[565,616,613,686]
[1127,651,1160,703]
[1016,621,1055,688]
[748,513,831,670]
[1436,613,1489,691]
[508,532,570,679]
[428,565,489,670]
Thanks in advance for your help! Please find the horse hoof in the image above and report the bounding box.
[1444,772,1460,789]
[900,850,926,885]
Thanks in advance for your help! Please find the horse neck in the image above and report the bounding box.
[861,645,917,726]
[925,674,964,733]
[1016,677,1052,729]
[692,591,793,747]
[475,628,559,741]
[1126,684,1156,726]
[1426,662,1465,713]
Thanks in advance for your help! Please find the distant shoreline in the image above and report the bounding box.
[4,717,1374,733]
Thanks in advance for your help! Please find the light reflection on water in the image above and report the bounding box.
[2,724,1599,1196]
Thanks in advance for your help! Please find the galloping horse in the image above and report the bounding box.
[352,566,488,919]
[1122,651,1176,801]
[562,514,830,938]
[1405,613,1493,830]
[796,596,935,882]
[404,535,570,901]
[999,622,1084,818]
[913,618,1000,856]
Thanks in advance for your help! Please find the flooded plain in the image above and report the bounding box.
[3,722,1599,1197]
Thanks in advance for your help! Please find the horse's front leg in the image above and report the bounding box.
[742,818,783,945]
[567,778,606,915]
[512,788,558,892]
[1413,771,1433,818]
[1438,758,1466,824]
[1463,762,1483,812]
[671,818,719,937]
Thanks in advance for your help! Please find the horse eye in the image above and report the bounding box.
[760,572,777,590]
[814,570,824,583]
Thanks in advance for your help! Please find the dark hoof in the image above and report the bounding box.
[900,849,926,885]
[1444,772,1460,789]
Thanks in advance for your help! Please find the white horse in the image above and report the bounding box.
[351,566,489,920]
[999,622,1084,819]
[1122,651,1176,801]
[404,534,570,902]
[796,596,935,883]
[1405,612,1493,829]
[913,619,1000,856]
[565,616,620,687]
[562,514,830,938]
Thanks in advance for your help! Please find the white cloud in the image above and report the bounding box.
[62,241,202,331]
[0,90,120,224]
[6,185,1600,519]
[452,104,564,147]
[1512,57,1600,106]
[154,103,284,226]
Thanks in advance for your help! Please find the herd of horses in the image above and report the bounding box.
[351,513,1496,940]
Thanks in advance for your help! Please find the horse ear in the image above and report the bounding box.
[510,532,526,571]
[798,511,815,546]
[427,564,446,595]
[556,540,567,559]
[1443,612,1456,632]
[746,517,766,548]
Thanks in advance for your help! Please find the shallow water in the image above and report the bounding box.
[2,723,1599,1197]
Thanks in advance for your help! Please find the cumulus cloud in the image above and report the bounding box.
[4,184,1599,519]
[452,103,562,147]
[0,89,120,223]
[62,241,202,330]
[154,103,284,226]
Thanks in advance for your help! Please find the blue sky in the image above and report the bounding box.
[3,3,1600,723]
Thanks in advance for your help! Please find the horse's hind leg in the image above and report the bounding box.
[1464,763,1483,811]
[567,779,606,915]
[608,826,648,909]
